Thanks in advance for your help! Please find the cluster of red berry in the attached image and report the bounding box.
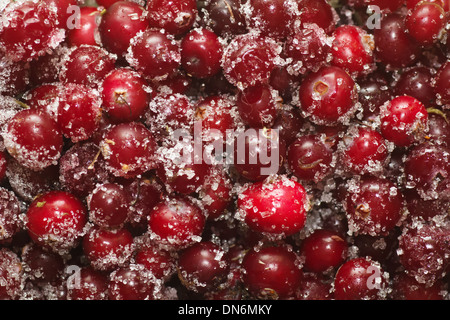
[0,0,449,301]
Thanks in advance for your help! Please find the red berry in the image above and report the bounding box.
[67,267,109,300]
[237,175,310,236]
[242,245,302,299]
[135,245,176,280]
[3,108,63,171]
[83,226,134,271]
[60,45,117,88]
[147,195,206,250]
[181,28,223,79]
[98,1,149,57]
[287,134,334,182]
[177,241,229,293]
[146,0,198,36]
[297,65,358,125]
[0,248,23,300]
[58,83,102,143]
[340,126,388,175]
[101,68,151,123]
[67,6,102,47]
[380,95,428,147]
[374,13,420,69]
[334,257,389,300]
[344,176,406,236]
[100,122,157,178]
[26,191,87,254]
[331,25,375,77]
[236,84,279,128]
[87,183,131,230]
[126,29,181,81]
[0,0,64,62]
[300,229,348,273]
[406,2,446,46]
[222,33,281,89]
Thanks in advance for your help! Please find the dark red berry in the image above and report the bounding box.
[222,33,281,89]
[83,226,134,271]
[177,241,229,293]
[146,0,197,36]
[242,245,302,299]
[100,122,157,178]
[300,229,348,273]
[287,134,334,182]
[334,257,389,300]
[87,183,131,230]
[181,28,223,79]
[98,1,149,57]
[236,84,279,128]
[374,13,420,69]
[147,196,206,250]
[66,267,109,300]
[126,29,181,81]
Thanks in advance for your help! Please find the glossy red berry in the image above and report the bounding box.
[147,196,206,250]
[101,68,151,123]
[58,83,102,143]
[3,108,63,171]
[177,241,229,293]
[237,175,310,236]
[300,229,348,273]
[331,25,375,77]
[380,95,428,147]
[340,126,388,175]
[181,28,223,79]
[344,176,405,236]
[236,84,279,128]
[100,122,157,178]
[26,191,87,254]
[334,257,389,300]
[287,134,334,182]
[127,29,181,81]
[67,6,102,47]
[0,0,64,62]
[66,267,109,300]
[21,243,65,284]
[98,1,149,57]
[406,2,446,46]
[374,13,420,69]
[297,65,358,125]
[404,142,450,201]
[83,226,134,271]
[242,245,302,299]
[87,183,131,230]
[60,45,117,88]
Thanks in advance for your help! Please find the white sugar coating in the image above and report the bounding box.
[0,187,22,240]
[0,96,24,136]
